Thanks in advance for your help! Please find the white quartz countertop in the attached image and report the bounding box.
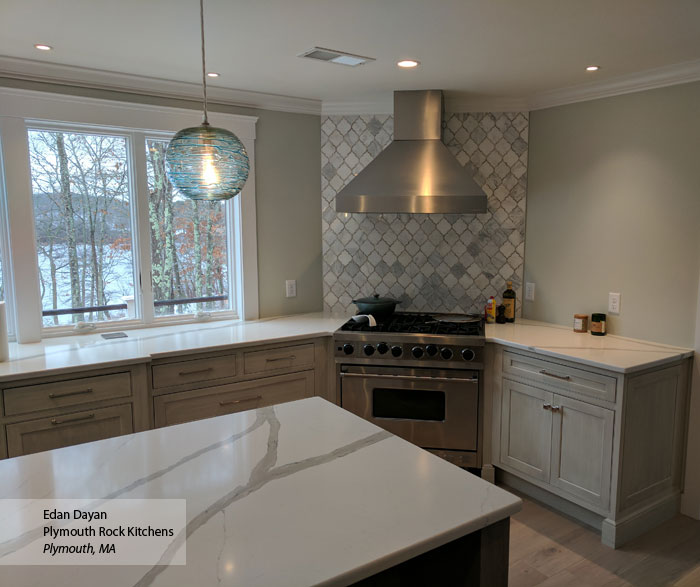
[0,397,521,586]
[486,320,694,373]
[0,313,347,382]
[0,313,692,382]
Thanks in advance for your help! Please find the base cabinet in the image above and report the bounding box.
[6,404,133,457]
[500,378,613,510]
[500,380,552,482]
[491,348,691,547]
[551,394,613,510]
[154,370,314,427]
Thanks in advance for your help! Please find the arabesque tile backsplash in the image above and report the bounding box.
[321,111,528,316]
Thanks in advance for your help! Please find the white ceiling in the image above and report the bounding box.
[2,0,700,113]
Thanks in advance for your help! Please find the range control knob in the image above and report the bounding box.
[376,342,389,355]
[411,346,424,359]
[391,345,403,357]
[363,344,375,356]
[440,347,454,360]
[425,344,438,357]
[342,343,354,355]
[461,348,476,361]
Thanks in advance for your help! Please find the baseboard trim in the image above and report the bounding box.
[602,492,681,548]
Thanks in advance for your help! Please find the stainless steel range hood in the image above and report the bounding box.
[335,90,487,214]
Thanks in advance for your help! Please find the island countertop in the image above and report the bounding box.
[0,397,521,586]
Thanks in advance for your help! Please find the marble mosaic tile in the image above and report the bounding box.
[322,112,529,316]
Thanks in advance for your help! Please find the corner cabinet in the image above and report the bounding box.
[487,346,691,548]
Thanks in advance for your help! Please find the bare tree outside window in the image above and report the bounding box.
[146,138,230,316]
[28,129,134,326]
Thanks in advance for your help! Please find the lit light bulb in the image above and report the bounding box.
[202,156,219,187]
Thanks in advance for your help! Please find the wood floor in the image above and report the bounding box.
[508,490,700,586]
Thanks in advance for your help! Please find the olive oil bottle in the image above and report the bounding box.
[503,281,516,323]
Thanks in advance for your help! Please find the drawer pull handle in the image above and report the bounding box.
[51,413,96,426]
[178,367,214,377]
[219,395,263,407]
[265,355,296,363]
[48,388,94,399]
[539,370,571,381]
[551,406,561,412]
[543,403,552,410]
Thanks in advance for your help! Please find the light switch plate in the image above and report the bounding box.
[285,280,297,298]
[525,282,535,302]
[609,292,621,314]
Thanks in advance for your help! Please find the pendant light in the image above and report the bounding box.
[165,0,249,201]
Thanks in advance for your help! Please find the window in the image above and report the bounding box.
[0,88,258,341]
[29,129,135,327]
[146,138,231,317]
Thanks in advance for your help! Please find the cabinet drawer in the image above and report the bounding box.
[243,343,314,376]
[503,351,616,403]
[154,370,314,428]
[4,372,132,417]
[6,404,133,457]
[152,354,237,389]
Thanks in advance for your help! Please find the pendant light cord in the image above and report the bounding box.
[200,0,209,125]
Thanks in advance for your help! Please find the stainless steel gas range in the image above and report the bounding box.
[334,312,485,469]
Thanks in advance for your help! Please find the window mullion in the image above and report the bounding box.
[131,132,154,324]
[0,117,42,342]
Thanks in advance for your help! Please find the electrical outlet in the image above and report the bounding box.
[285,280,297,298]
[609,292,621,314]
[525,282,536,302]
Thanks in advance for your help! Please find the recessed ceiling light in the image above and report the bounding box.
[34,44,52,51]
[397,60,420,69]
[207,72,220,78]
[586,65,601,72]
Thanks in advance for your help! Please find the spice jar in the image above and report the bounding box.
[590,313,606,336]
[573,314,588,333]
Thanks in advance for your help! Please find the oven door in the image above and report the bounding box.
[339,365,479,451]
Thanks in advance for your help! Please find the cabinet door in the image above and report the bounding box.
[6,404,134,457]
[500,379,553,482]
[550,394,614,510]
[154,370,314,428]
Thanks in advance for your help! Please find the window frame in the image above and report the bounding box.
[0,87,258,342]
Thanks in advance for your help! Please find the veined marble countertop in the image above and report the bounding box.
[0,313,348,382]
[486,320,694,373]
[0,313,691,382]
[0,397,521,586]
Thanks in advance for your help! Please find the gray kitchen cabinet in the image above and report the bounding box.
[488,346,690,547]
[500,379,552,482]
[550,393,614,511]
[500,378,614,511]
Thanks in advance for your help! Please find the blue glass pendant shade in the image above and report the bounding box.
[165,124,249,201]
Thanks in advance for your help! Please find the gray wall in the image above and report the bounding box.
[524,81,700,347]
[321,112,529,316]
[0,78,323,318]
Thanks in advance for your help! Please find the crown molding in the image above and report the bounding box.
[321,95,529,115]
[3,55,699,118]
[527,58,700,111]
[0,56,322,116]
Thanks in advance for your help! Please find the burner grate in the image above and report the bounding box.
[341,312,483,336]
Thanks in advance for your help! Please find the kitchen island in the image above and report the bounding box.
[0,397,521,586]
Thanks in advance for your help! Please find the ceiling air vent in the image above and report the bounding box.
[298,47,375,67]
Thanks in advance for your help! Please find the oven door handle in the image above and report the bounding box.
[339,372,478,384]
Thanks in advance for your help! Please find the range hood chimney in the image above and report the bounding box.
[335,90,487,214]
